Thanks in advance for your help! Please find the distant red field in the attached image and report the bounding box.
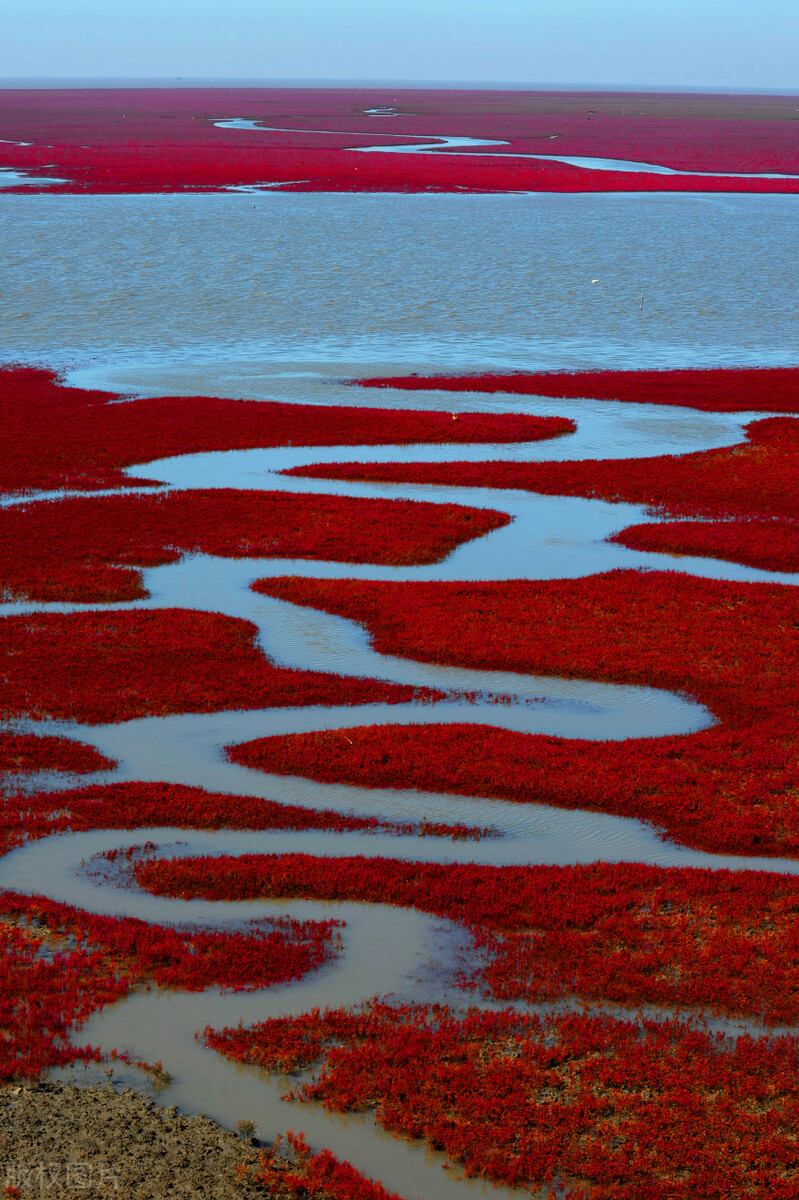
[2,87,799,194]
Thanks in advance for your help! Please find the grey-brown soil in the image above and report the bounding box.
[0,1081,271,1198]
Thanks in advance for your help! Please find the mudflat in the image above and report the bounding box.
[0,1080,265,1198]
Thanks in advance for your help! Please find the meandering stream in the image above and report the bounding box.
[214,118,799,180]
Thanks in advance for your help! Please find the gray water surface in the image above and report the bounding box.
[2,192,799,374]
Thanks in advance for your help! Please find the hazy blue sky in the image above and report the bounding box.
[3,0,798,91]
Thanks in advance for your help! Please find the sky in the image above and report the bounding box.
[2,0,798,92]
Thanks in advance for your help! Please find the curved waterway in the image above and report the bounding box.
[1,373,797,1197]
[0,167,65,188]
[214,118,799,181]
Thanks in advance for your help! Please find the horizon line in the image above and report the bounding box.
[1,77,798,97]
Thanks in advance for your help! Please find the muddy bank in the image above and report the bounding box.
[0,1081,268,1198]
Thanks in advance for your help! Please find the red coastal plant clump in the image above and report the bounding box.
[0,782,377,858]
[207,1002,799,1200]
[0,488,509,604]
[0,889,337,1083]
[232,718,799,859]
[0,366,571,495]
[243,1131,402,1200]
[138,852,799,1025]
[0,733,113,778]
[351,365,799,413]
[0,891,337,995]
[0,908,128,1083]
[611,517,799,573]
[0,609,435,724]
[249,571,799,856]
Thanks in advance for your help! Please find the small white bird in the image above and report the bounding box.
[591,278,599,284]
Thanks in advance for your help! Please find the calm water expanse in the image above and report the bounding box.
[1,192,798,378]
[0,191,797,1198]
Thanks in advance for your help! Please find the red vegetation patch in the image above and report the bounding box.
[612,517,799,574]
[3,88,799,194]
[208,1001,799,1199]
[0,888,335,1083]
[0,488,509,604]
[243,1132,401,1200]
[351,365,799,413]
[291,416,799,538]
[0,781,487,859]
[0,366,569,496]
[140,852,799,1025]
[3,890,334,995]
[249,571,799,856]
[0,609,431,724]
[0,901,127,1083]
[0,732,113,777]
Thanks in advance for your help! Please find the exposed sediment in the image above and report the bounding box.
[0,1080,266,1198]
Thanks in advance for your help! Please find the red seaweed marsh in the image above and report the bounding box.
[1,88,799,1198]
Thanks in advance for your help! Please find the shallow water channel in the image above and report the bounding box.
[214,117,799,180]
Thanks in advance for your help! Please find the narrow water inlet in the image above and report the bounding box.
[212,119,799,180]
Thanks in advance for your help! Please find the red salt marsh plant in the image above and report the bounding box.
[0,366,571,495]
[0,905,127,1083]
[242,1131,402,1200]
[0,608,437,724]
[0,888,337,1084]
[0,488,509,604]
[138,852,799,1025]
[22,140,799,198]
[248,570,799,857]
[0,732,113,778]
[611,516,799,574]
[0,890,338,995]
[207,1001,799,1199]
[351,365,799,413]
